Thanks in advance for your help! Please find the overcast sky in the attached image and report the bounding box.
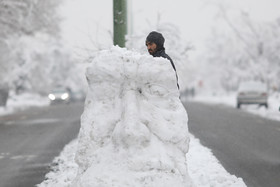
[59,0,280,58]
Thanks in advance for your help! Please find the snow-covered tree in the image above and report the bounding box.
[0,0,60,38]
[0,0,79,97]
[201,2,280,92]
[6,33,87,95]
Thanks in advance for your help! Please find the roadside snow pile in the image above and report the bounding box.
[0,92,49,116]
[72,46,193,186]
[37,135,247,187]
[192,93,280,122]
[187,135,246,187]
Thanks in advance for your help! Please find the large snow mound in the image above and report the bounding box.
[72,46,193,186]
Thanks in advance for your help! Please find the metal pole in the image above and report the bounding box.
[113,0,127,47]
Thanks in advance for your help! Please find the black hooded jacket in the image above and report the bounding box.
[153,48,179,89]
[146,31,179,89]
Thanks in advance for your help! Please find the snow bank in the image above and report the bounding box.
[0,92,49,116]
[37,135,246,187]
[187,135,246,187]
[72,46,193,186]
[192,93,280,122]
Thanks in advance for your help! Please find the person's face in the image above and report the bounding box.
[146,42,157,55]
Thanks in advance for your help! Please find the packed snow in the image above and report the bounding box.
[37,134,246,187]
[73,46,192,186]
[38,46,246,187]
[0,92,49,116]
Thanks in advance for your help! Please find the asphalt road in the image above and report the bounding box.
[0,103,83,187]
[183,101,280,187]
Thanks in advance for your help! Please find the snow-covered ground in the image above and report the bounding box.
[190,93,280,122]
[0,92,49,116]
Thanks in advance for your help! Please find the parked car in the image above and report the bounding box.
[236,81,268,108]
[48,88,71,105]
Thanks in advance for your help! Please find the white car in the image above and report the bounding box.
[48,88,71,105]
[237,81,268,108]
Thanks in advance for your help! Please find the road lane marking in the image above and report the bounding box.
[4,118,60,126]
[0,152,10,159]
[10,155,37,161]
[0,153,37,161]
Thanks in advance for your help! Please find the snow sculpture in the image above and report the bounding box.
[72,46,193,186]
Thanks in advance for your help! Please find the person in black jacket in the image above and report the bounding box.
[145,31,179,89]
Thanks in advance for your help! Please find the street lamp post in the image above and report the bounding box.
[113,0,127,48]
